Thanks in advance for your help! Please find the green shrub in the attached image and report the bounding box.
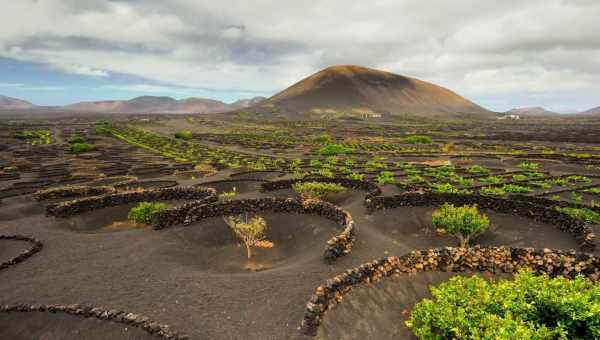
[466,165,490,175]
[70,142,93,154]
[517,161,539,171]
[431,203,489,247]
[346,172,364,181]
[318,144,353,156]
[376,171,395,185]
[502,184,532,194]
[401,135,433,144]
[479,186,506,196]
[292,181,346,199]
[429,183,460,194]
[128,202,173,224]
[68,136,86,144]
[555,206,600,225]
[479,176,502,185]
[174,130,193,140]
[585,187,600,195]
[407,270,600,339]
[218,188,237,203]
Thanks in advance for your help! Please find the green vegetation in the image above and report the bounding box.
[128,202,173,224]
[585,187,600,195]
[431,203,489,247]
[346,172,364,181]
[429,183,461,194]
[218,188,237,203]
[466,165,490,175]
[70,142,94,154]
[502,184,533,194]
[530,180,552,189]
[14,129,51,145]
[407,270,600,339]
[479,186,506,196]
[401,135,433,144]
[571,191,584,202]
[375,171,395,185]
[555,206,600,225]
[68,136,87,144]
[174,130,193,140]
[318,143,353,156]
[517,161,540,171]
[292,181,346,199]
[479,176,502,185]
[314,133,334,144]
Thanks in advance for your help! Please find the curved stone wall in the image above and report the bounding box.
[46,187,216,218]
[0,235,43,271]
[301,246,600,336]
[365,192,596,251]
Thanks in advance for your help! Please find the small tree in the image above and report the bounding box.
[292,181,346,200]
[432,203,489,247]
[224,215,268,259]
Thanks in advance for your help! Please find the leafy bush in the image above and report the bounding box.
[479,176,502,185]
[566,175,593,184]
[218,188,237,203]
[292,181,346,199]
[466,165,490,175]
[517,161,539,171]
[502,184,533,194]
[585,187,600,195]
[376,171,395,185]
[479,186,506,196]
[432,203,489,247]
[407,270,600,339]
[571,191,583,202]
[68,136,86,144]
[555,206,600,225]
[429,183,460,194]
[128,202,173,224]
[401,135,433,144]
[70,142,93,154]
[174,130,193,140]
[318,143,353,156]
[346,172,364,181]
[365,157,388,171]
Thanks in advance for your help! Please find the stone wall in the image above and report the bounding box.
[261,177,382,200]
[365,192,596,251]
[0,304,187,339]
[46,187,216,218]
[33,185,116,201]
[0,235,43,271]
[301,246,600,336]
[157,197,355,262]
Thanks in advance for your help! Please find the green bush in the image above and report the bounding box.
[502,184,532,194]
[128,202,173,224]
[585,187,600,195]
[429,183,460,194]
[292,181,346,199]
[346,172,364,181]
[479,176,502,185]
[517,161,539,171]
[174,130,193,140]
[401,135,433,144]
[479,186,506,196]
[466,165,490,175]
[407,270,600,339]
[68,136,86,144]
[555,206,600,225]
[376,171,395,185]
[432,203,489,247]
[70,142,93,154]
[318,143,353,156]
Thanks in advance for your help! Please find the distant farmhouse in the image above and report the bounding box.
[497,114,520,120]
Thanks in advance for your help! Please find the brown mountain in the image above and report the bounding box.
[253,65,492,118]
[581,106,600,115]
[506,107,560,117]
[0,95,266,114]
[0,95,36,110]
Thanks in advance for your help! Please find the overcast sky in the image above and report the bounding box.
[1,0,599,112]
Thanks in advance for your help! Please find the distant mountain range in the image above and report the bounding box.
[0,95,266,114]
[503,106,600,117]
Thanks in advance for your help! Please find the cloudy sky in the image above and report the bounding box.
[1,0,599,112]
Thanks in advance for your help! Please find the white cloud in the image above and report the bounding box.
[0,0,599,111]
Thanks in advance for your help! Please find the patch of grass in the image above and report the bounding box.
[479,186,506,196]
[318,143,353,156]
[375,171,395,185]
[68,136,87,144]
[406,270,600,339]
[502,184,532,194]
[465,165,490,175]
[128,202,173,224]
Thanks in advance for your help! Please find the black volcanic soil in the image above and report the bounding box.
[0,312,156,340]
